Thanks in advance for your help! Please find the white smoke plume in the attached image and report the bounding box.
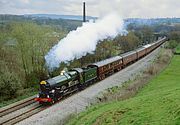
[45,13,127,71]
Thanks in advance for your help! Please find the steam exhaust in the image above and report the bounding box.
[45,13,127,71]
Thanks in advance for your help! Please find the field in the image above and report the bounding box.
[68,55,180,125]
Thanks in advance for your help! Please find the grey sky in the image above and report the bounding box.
[0,0,180,18]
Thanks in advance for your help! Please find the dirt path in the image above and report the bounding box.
[17,47,161,125]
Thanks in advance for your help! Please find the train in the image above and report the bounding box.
[35,37,167,104]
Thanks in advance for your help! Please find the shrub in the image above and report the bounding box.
[175,44,180,54]
[0,61,23,101]
[25,69,48,89]
[166,40,178,49]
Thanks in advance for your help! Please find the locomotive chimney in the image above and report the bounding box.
[83,2,86,22]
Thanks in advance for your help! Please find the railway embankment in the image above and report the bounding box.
[67,48,180,125]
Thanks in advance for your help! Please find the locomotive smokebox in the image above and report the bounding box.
[83,2,86,22]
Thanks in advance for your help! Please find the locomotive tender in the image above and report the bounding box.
[35,37,167,104]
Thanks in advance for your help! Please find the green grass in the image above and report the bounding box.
[68,55,180,125]
[175,44,180,54]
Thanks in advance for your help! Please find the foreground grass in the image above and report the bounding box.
[68,55,180,125]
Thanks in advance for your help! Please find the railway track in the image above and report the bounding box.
[0,96,47,125]
[0,87,86,125]
[0,97,35,117]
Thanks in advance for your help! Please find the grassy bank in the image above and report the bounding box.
[68,53,180,125]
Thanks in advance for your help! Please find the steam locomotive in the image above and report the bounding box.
[35,37,167,104]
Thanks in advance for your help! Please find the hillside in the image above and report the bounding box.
[24,14,97,21]
[68,55,180,125]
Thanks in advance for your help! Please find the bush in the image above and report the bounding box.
[175,44,180,54]
[166,40,178,49]
[0,61,23,101]
[169,31,180,42]
[25,70,47,88]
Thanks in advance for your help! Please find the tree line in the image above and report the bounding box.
[0,22,66,101]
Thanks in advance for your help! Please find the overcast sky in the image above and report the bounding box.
[0,0,180,18]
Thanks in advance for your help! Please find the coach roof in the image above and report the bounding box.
[120,50,137,58]
[91,56,122,67]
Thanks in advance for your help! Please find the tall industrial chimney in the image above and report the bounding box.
[83,2,86,22]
